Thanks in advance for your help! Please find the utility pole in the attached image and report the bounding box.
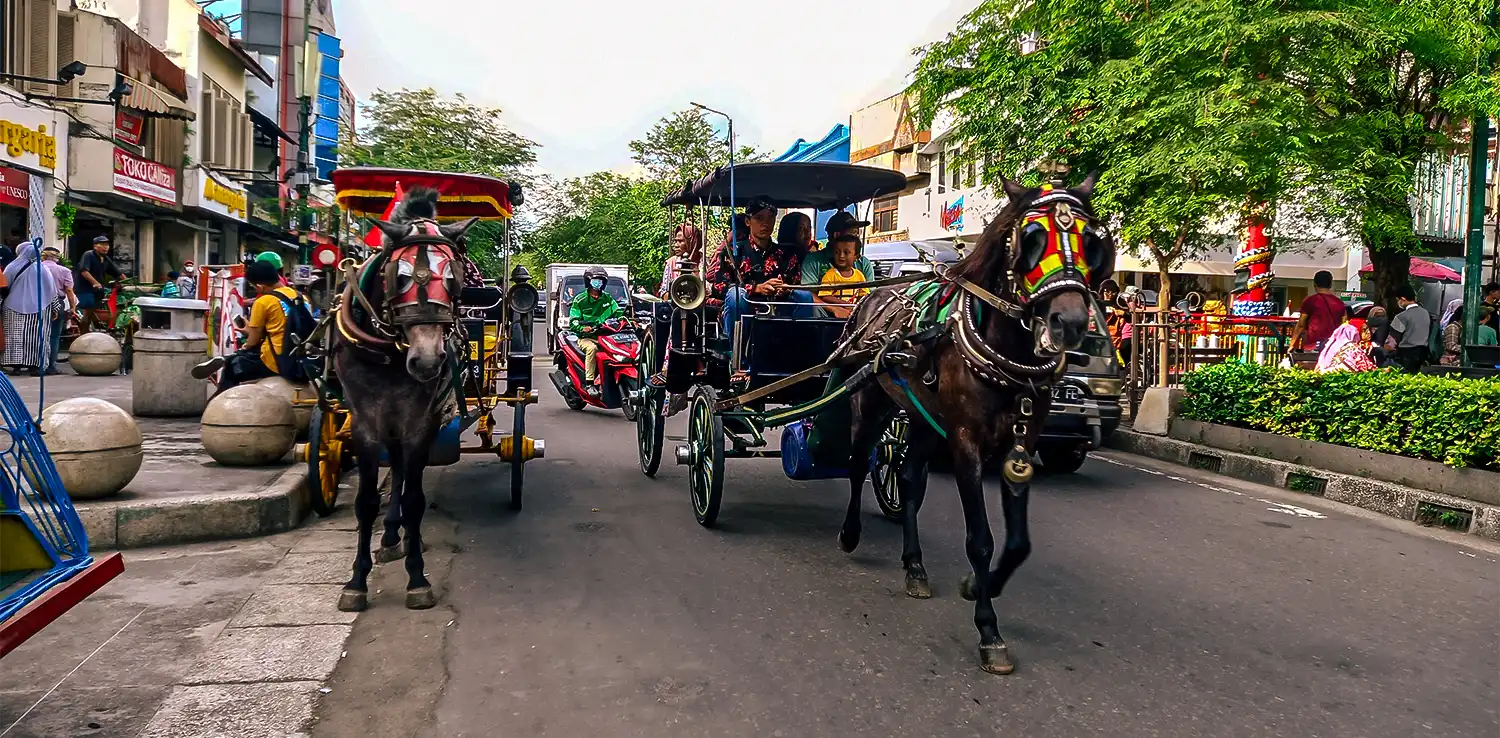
[294,0,314,262]
[1462,9,1496,365]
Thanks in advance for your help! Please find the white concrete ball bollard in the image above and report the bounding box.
[201,384,297,466]
[253,376,314,440]
[39,398,143,500]
[69,332,123,376]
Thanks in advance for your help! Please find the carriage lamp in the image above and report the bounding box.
[1086,377,1123,397]
[669,273,707,310]
[506,282,539,315]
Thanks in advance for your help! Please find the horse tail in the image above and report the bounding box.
[394,187,441,222]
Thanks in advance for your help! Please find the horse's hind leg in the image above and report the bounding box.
[375,444,405,564]
[951,439,1011,675]
[338,442,382,612]
[400,441,436,610]
[839,391,888,553]
[899,423,937,599]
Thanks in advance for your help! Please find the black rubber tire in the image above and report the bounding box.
[562,384,585,411]
[1038,443,1088,474]
[870,414,909,521]
[306,406,343,517]
[620,375,640,422]
[637,387,664,477]
[687,385,725,527]
[510,404,526,510]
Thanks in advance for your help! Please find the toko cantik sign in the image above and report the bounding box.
[113,147,177,205]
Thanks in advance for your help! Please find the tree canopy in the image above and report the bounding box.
[343,88,540,278]
[628,108,764,186]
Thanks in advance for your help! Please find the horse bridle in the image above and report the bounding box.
[336,219,465,351]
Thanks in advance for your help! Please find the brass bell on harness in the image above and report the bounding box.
[1002,444,1034,484]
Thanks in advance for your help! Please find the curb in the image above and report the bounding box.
[1107,430,1500,541]
[77,466,312,549]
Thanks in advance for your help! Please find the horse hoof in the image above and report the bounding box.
[959,575,977,602]
[375,545,404,564]
[405,586,437,610]
[337,590,368,612]
[905,574,932,599]
[979,644,1015,675]
[838,531,859,554]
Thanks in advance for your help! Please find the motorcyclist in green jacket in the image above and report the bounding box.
[569,266,624,397]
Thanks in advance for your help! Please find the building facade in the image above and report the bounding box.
[0,0,70,256]
[848,92,931,243]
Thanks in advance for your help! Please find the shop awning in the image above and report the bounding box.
[120,77,196,121]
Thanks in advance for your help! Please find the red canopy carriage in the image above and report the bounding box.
[330,168,519,222]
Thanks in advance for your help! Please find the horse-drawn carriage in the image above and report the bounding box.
[635,162,912,525]
[636,160,1117,674]
[297,168,544,517]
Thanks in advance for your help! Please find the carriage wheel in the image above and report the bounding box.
[637,385,664,477]
[871,414,908,522]
[509,404,526,510]
[687,385,725,527]
[306,406,346,517]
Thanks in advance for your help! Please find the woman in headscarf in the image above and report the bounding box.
[1314,323,1377,374]
[2,242,59,375]
[648,223,705,399]
[1439,297,1464,331]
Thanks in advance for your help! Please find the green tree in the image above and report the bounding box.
[523,173,677,286]
[629,108,765,186]
[342,88,540,279]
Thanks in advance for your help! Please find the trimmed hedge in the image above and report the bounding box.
[1180,362,1500,470]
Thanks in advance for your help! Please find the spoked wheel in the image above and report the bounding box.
[510,404,527,510]
[871,413,909,521]
[620,375,640,422]
[637,384,665,477]
[686,385,725,527]
[306,406,347,517]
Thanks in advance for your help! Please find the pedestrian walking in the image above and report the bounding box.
[1389,285,1431,373]
[75,235,124,332]
[2,242,58,375]
[41,245,76,375]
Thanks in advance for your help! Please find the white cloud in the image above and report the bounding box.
[333,0,978,177]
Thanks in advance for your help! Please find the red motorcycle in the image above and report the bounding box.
[550,318,643,420]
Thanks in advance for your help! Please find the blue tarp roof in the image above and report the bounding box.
[774,124,850,163]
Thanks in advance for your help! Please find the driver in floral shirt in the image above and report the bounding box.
[707,201,813,339]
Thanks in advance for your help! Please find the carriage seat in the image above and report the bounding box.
[459,286,506,322]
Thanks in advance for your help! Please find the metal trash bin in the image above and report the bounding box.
[133,297,210,332]
[132,329,210,417]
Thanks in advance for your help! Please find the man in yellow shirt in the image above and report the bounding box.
[192,260,301,392]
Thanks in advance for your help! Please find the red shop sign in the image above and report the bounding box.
[0,165,28,209]
[113,147,177,205]
[115,110,145,146]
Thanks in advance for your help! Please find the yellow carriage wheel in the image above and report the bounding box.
[306,406,348,517]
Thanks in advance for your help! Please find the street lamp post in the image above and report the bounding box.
[1462,9,1497,366]
[690,102,735,248]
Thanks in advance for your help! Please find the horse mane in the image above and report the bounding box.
[944,185,1038,286]
[392,187,440,224]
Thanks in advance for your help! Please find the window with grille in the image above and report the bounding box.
[873,195,898,233]
[2,0,58,94]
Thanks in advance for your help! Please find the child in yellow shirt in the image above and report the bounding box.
[817,234,868,319]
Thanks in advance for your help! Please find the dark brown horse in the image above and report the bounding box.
[837,175,1115,674]
[333,188,477,612]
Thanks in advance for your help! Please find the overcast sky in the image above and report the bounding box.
[330,0,979,177]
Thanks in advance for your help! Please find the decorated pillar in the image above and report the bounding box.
[1232,211,1276,317]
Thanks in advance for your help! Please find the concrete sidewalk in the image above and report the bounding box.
[0,478,376,738]
[11,370,311,549]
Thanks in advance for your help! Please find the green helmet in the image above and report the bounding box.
[255,251,284,269]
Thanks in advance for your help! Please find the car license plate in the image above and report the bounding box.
[1052,385,1083,402]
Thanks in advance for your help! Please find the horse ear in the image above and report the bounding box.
[373,219,410,246]
[1076,170,1101,196]
[1000,178,1027,200]
[440,217,480,244]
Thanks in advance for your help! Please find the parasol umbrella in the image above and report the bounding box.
[1359,253,1461,282]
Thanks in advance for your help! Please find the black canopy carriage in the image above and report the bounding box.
[293,168,545,515]
[636,161,920,526]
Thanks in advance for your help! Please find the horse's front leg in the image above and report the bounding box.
[839,392,889,553]
[899,422,937,599]
[984,477,1032,601]
[338,440,383,612]
[951,435,1010,675]
[376,443,406,564]
[400,438,437,610]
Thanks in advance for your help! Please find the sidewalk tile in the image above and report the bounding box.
[183,625,349,684]
[140,682,321,738]
[229,585,358,627]
[291,530,360,553]
[264,553,352,585]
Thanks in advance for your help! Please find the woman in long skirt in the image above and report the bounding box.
[2,243,58,375]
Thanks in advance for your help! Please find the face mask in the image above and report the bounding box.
[590,279,605,291]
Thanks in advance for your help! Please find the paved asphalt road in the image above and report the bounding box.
[312,398,1500,738]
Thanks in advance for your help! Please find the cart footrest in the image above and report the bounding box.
[1,553,124,659]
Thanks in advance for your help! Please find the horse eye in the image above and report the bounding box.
[1020,224,1049,268]
[1082,232,1109,273]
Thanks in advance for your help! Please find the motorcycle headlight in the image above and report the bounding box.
[1086,377,1123,397]
[669,274,706,310]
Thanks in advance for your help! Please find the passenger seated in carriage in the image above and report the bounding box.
[706,200,813,338]
[814,234,869,319]
[191,260,313,394]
